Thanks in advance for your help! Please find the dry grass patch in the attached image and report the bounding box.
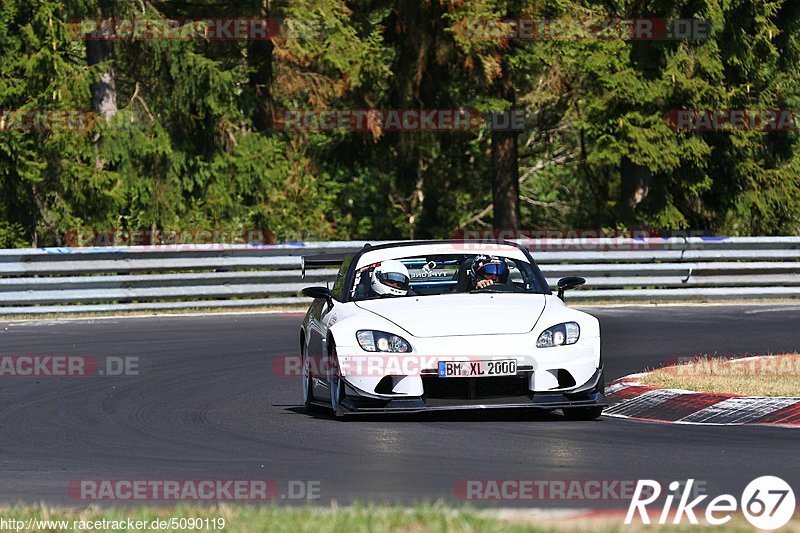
[642,354,800,397]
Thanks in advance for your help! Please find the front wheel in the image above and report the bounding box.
[327,341,345,417]
[302,344,320,413]
[563,369,605,420]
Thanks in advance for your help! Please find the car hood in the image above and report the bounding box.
[354,293,547,338]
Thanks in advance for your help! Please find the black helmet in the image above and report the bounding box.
[470,255,509,285]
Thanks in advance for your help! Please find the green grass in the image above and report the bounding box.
[0,504,796,532]
[0,505,539,533]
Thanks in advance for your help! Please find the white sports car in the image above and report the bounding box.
[299,241,605,419]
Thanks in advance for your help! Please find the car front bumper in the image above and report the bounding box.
[334,365,606,415]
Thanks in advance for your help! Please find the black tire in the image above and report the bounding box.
[302,344,320,413]
[562,406,604,420]
[328,340,345,417]
[563,369,605,420]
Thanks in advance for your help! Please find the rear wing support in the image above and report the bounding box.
[301,253,348,279]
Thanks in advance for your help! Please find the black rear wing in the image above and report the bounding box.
[301,253,349,279]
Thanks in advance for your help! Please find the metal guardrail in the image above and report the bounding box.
[0,237,798,314]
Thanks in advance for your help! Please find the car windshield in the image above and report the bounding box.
[349,253,547,301]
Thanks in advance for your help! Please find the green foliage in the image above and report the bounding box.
[1,0,799,246]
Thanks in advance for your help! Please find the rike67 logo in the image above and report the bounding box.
[626,477,795,530]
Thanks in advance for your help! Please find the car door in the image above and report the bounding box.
[308,255,352,402]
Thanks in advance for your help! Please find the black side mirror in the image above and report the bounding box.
[556,276,586,300]
[302,286,334,306]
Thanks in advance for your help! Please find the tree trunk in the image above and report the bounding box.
[619,156,650,220]
[249,1,274,130]
[85,6,117,122]
[491,128,521,230]
[491,58,521,230]
[85,5,117,171]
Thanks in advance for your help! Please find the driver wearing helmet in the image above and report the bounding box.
[370,259,414,297]
[470,255,510,290]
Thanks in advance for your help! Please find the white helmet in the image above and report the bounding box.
[370,260,411,296]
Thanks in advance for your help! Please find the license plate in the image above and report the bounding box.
[437,359,517,378]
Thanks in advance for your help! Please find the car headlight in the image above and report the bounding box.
[536,322,580,348]
[356,330,412,353]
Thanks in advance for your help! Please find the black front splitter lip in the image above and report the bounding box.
[308,395,607,416]
[337,400,608,416]
[336,386,607,415]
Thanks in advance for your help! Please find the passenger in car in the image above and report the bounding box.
[368,260,417,297]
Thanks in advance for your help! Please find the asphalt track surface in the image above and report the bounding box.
[0,304,798,507]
